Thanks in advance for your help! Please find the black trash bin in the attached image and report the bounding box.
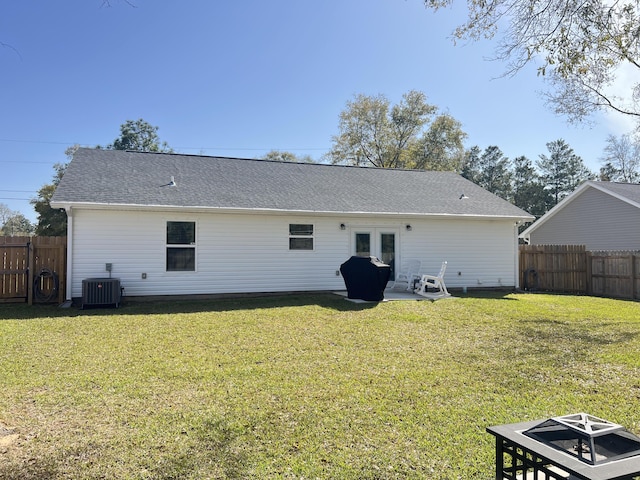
[340,256,391,301]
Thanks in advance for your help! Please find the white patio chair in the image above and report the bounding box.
[392,259,421,291]
[414,261,450,297]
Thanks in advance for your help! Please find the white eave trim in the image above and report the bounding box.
[50,201,533,222]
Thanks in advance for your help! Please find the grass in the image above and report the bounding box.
[1,292,640,479]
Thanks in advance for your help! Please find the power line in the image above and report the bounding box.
[0,137,330,153]
[176,146,328,151]
[0,160,60,164]
[0,138,79,146]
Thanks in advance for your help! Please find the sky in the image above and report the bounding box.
[1,0,634,223]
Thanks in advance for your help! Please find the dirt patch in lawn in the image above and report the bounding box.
[0,424,19,451]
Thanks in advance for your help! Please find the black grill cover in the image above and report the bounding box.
[340,256,391,301]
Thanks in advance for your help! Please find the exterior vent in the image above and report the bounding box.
[82,278,121,309]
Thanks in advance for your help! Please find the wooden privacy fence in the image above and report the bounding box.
[519,244,640,300]
[589,250,640,300]
[0,236,67,304]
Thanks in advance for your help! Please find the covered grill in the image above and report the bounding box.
[340,256,391,302]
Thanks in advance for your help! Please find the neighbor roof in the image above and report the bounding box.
[51,148,533,220]
[589,181,640,206]
[520,180,640,237]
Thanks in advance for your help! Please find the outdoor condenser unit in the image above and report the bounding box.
[82,278,121,309]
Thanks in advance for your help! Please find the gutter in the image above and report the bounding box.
[49,201,534,223]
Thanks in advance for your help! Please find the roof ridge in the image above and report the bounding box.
[79,147,456,174]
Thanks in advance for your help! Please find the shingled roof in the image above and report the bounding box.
[588,181,640,206]
[51,148,533,220]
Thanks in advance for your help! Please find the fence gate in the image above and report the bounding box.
[0,236,67,304]
[0,238,29,302]
[519,244,588,294]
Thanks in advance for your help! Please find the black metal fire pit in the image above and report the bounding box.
[524,413,640,466]
[487,413,640,480]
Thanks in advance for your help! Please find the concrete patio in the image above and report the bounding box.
[334,288,454,303]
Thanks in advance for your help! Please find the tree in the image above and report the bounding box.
[423,0,640,126]
[476,146,513,200]
[600,134,640,183]
[261,150,315,163]
[599,162,619,182]
[511,155,552,218]
[103,119,173,152]
[32,117,173,235]
[410,113,467,171]
[31,162,68,236]
[537,139,593,205]
[1,213,34,236]
[460,146,482,184]
[0,203,14,227]
[461,146,513,200]
[328,91,442,168]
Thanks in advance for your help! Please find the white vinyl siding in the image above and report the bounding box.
[528,188,640,250]
[68,209,519,298]
[395,218,517,289]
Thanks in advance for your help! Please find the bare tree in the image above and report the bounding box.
[423,0,640,126]
[600,134,640,183]
[0,203,15,226]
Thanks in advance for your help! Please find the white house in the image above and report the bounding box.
[51,148,534,301]
[520,181,640,250]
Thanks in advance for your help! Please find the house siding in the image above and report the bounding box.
[528,188,640,250]
[69,209,519,298]
[404,218,517,288]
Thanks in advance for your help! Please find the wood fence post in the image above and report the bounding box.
[633,254,637,300]
[586,251,592,296]
[27,238,34,305]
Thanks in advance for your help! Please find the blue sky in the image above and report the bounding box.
[1,0,632,222]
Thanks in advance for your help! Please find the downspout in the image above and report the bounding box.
[514,220,523,290]
[65,207,73,301]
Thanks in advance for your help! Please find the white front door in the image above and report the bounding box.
[353,228,398,280]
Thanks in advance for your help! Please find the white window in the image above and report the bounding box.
[166,221,196,271]
[289,224,314,250]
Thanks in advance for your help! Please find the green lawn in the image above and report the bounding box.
[1,292,639,479]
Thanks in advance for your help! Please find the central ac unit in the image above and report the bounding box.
[82,278,121,309]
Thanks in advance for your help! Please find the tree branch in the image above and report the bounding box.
[1,41,22,60]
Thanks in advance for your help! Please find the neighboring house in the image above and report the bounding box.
[520,181,640,250]
[51,148,533,301]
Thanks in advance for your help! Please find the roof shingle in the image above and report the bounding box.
[51,148,533,219]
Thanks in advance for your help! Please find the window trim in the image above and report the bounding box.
[166,220,197,272]
[288,223,314,251]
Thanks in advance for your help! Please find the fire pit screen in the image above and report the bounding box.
[487,414,640,480]
[523,413,640,466]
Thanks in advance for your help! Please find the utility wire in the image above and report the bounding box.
[0,137,329,153]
